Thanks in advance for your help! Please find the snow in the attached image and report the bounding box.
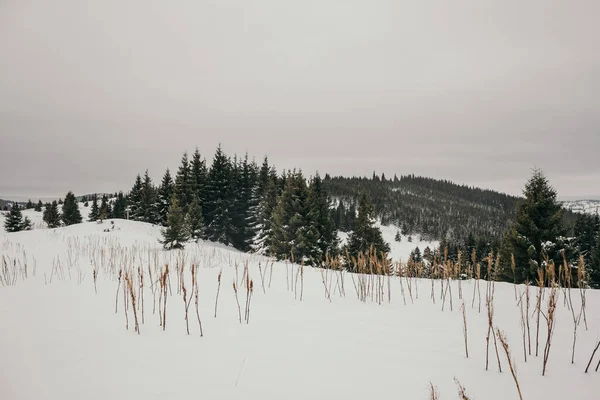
[1,220,599,399]
[562,200,600,215]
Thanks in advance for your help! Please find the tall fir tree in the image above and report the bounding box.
[175,152,193,213]
[99,194,111,221]
[204,145,235,245]
[34,200,43,212]
[43,201,61,228]
[344,193,390,272]
[186,195,205,241]
[270,171,312,262]
[139,170,159,224]
[590,233,600,288]
[509,170,565,283]
[573,213,600,267]
[128,174,143,220]
[111,192,127,219]
[4,205,25,232]
[160,196,190,250]
[89,194,99,221]
[253,178,279,254]
[306,173,339,264]
[157,169,175,226]
[230,154,258,251]
[190,148,208,216]
[62,192,83,226]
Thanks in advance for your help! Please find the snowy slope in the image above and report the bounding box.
[1,221,599,399]
[562,200,600,215]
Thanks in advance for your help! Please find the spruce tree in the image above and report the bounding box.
[306,173,339,264]
[157,169,175,226]
[590,234,600,288]
[62,192,82,226]
[395,230,401,242]
[128,175,143,220]
[270,171,311,262]
[25,199,34,209]
[35,200,43,212]
[253,178,279,254]
[4,205,25,232]
[140,170,158,224]
[21,216,32,231]
[345,193,390,271]
[112,192,126,219]
[509,170,565,283]
[230,154,258,251]
[43,201,61,228]
[89,194,99,221]
[204,145,235,245]
[175,152,193,213]
[190,148,208,215]
[160,196,189,250]
[99,195,111,221]
[186,195,205,241]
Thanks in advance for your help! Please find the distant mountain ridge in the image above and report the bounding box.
[561,199,600,215]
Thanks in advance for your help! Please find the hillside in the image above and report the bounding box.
[563,200,600,215]
[324,174,520,242]
[1,221,598,399]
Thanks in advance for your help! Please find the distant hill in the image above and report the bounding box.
[323,174,578,243]
[561,199,600,215]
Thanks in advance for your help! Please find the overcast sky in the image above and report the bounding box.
[1,0,599,200]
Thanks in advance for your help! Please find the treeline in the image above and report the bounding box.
[323,174,520,242]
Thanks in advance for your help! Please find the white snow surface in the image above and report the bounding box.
[1,220,599,399]
[562,200,600,215]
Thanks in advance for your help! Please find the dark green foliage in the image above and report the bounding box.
[395,230,401,242]
[509,170,566,283]
[204,145,235,245]
[160,196,189,250]
[305,173,339,264]
[25,199,34,209]
[253,178,279,254]
[411,247,422,263]
[270,171,312,262]
[573,213,600,267]
[34,200,43,212]
[43,201,61,228]
[230,155,259,251]
[590,233,600,288]
[186,196,204,241]
[99,194,111,221]
[157,169,174,226]
[344,193,390,271]
[128,175,143,220]
[21,216,32,231]
[175,152,193,213]
[4,205,25,232]
[139,171,159,224]
[190,148,208,215]
[62,192,82,226]
[89,194,99,221]
[111,192,127,219]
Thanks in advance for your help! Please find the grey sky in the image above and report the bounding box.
[1,0,599,200]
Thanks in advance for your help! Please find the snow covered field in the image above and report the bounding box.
[1,220,599,399]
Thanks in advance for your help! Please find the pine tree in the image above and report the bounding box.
[25,200,34,209]
[509,170,565,283]
[99,195,111,221]
[62,192,82,226]
[395,230,401,242]
[140,170,158,224]
[43,201,61,228]
[305,173,339,264]
[4,205,25,232]
[34,200,43,212]
[344,193,390,271]
[190,148,208,215]
[574,213,600,267]
[128,175,143,220]
[21,216,32,231]
[204,145,235,245]
[253,178,279,254]
[157,169,174,226]
[160,196,190,250]
[175,152,193,213]
[270,171,311,262]
[112,192,126,219]
[590,234,600,288]
[186,195,205,241]
[230,154,258,251]
[89,194,99,221]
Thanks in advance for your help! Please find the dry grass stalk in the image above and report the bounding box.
[577,255,588,330]
[542,280,558,376]
[429,382,440,400]
[258,261,266,294]
[125,271,140,334]
[245,279,254,324]
[485,295,502,372]
[511,254,517,301]
[519,292,527,362]
[496,329,523,400]
[191,264,203,336]
[214,269,222,318]
[115,269,122,313]
[454,378,472,400]
[161,264,169,331]
[461,301,469,358]
[534,267,544,357]
[233,282,242,323]
[138,266,144,324]
[182,277,189,335]
[585,339,600,373]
